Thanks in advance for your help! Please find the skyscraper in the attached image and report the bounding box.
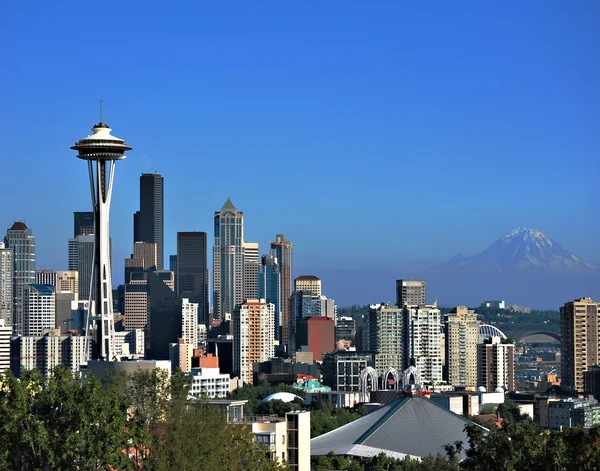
[404,305,443,383]
[4,222,36,335]
[0,243,13,326]
[213,198,244,320]
[270,235,293,348]
[233,299,275,384]
[243,242,259,301]
[478,337,515,392]
[364,303,404,373]
[561,297,600,393]
[138,173,164,270]
[177,232,208,325]
[445,306,479,388]
[73,212,94,236]
[132,241,158,271]
[258,251,282,340]
[396,279,426,307]
[181,298,199,347]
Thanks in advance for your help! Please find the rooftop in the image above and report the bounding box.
[8,221,27,231]
[295,275,320,281]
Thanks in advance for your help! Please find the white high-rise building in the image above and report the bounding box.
[23,284,56,337]
[189,367,230,398]
[404,305,443,384]
[182,298,199,348]
[478,336,515,392]
[0,319,11,372]
[0,243,13,326]
[233,299,275,384]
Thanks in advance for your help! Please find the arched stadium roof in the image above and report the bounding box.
[479,324,507,343]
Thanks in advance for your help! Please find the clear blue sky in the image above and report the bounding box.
[1,1,598,306]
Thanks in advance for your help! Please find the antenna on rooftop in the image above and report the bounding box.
[100,100,103,123]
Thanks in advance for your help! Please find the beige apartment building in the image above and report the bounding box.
[445,306,479,388]
[561,297,600,393]
[477,336,514,392]
[233,299,275,383]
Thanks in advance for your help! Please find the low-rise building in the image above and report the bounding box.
[189,367,230,398]
[322,351,375,391]
[548,396,600,430]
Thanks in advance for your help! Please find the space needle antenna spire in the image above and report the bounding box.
[71,107,132,361]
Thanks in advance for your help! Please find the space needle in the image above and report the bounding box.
[71,107,132,360]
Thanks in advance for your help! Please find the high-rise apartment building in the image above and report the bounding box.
[177,232,208,325]
[404,305,443,383]
[35,269,56,286]
[23,284,55,337]
[270,235,293,347]
[445,306,479,388]
[243,242,260,302]
[233,299,275,383]
[138,173,164,270]
[294,275,321,296]
[0,319,10,372]
[364,303,404,373]
[396,279,426,307]
[213,198,244,320]
[133,241,158,271]
[181,298,199,348]
[561,298,600,393]
[258,251,282,340]
[5,222,36,335]
[0,243,13,326]
[73,212,94,236]
[477,336,515,392]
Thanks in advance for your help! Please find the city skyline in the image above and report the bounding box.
[1,2,598,309]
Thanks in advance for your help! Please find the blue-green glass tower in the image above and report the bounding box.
[258,250,282,340]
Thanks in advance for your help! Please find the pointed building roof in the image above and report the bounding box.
[220,197,237,212]
[311,397,487,460]
[8,221,27,231]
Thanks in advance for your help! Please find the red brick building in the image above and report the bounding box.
[296,316,335,361]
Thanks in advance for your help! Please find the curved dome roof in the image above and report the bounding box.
[263,392,302,403]
[479,324,507,343]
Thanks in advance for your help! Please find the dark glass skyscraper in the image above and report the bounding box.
[270,234,293,349]
[177,232,208,326]
[138,173,164,270]
[258,251,282,340]
[73,212,94,236]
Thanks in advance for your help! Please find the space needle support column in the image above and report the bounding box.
[72,117,132,361]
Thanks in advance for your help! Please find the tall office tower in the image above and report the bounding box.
[23,284,56,337]
[258,251,282,340]
[169,254,178,293]
[133,241,158,271]
[213,198,244,320]
[35,269,56,286]
[177,232,208,325]
[445,306,479,388]
[56,291,77,334]
[0,319,10,372]
[55,271,79,295]
[0,243,13,326]
[146,271,183,360]
[123,273,148,331]
[68,238,79,270]
[138,173,164,270]
[156,271,175,291]
[404,305,443,383]
[243,242,259,301]
[364,303,404,373]
[181,298,199,347]
[319,296,337,320]
[74,235,95,302]
[4,222,36,335]
[73,211,94,236]
[396,279,426,307]
[561,297,600,393]
[133,211,141,243]
[233,299,275,384]
[270,235,293,348]
[477,336,515,392]
[294,275,321,296]
[72,118,131,361]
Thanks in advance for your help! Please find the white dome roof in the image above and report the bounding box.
[263,392,302,403]
[478,386,486,392]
